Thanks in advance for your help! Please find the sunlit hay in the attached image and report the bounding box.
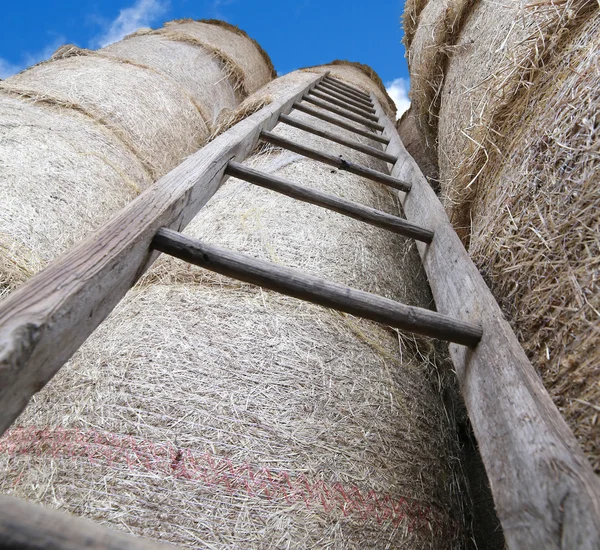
[405,0,476,151]
[436,0,596,224]
[161,20,274,97]
[301,61,397,119]
[403,0,432,50]
[465,12,600,472]
[210,97,272,140]
[198,19,277,82]
[101,33,238,128]
[0,236,43,301]
[1,55,209,180]
[0,95,148,296]
[2,71,469,547]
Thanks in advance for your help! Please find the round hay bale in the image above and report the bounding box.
[0,20,274,298]
[0,94,149,299]
[404,0,600,470]
[160,20,276,97]
[0,70,468,547]
[2,55,209,179]
[100,33,237,126]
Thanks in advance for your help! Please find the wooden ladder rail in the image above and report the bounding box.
[0,73,597,549]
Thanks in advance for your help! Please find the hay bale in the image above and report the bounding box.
[0,69,468,548]
[404,0,600,470]
[0,20,274,298]
[160,20,275,97]
[100,34,237,126]
[396,106,439,189]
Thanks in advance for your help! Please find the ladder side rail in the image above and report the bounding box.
[0,73,327,437]
[0,494,175,550]
[371,97,600,549]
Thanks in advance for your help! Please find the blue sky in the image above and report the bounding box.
[0,0,410,114]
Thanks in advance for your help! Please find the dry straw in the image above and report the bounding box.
[404,0,600,470]
[1,67,469,548]
[0,20,273,300]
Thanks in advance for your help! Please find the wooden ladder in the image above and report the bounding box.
[0,73,598,549]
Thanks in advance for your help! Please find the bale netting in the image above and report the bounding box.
[0,69,469,548]
[404,0,600,470]
[0,19,274,299]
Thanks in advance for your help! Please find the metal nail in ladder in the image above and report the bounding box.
[0,73,598,550]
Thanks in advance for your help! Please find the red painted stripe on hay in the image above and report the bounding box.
[0,427,454,534]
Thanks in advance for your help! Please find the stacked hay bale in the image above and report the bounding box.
[0,19,274,299]
[0,67,468,548]
[402,0,600,471]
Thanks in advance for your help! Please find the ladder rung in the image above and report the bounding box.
[309,90,380,121]
[260,131,410,192]
[225,162,432,242]
[318,80,374,108]
[324,77,371,101]
[294,103,389,144]
[152,228,482,346]
[279,114,397,163]
[303,96,385,132]
[316,83,376,112]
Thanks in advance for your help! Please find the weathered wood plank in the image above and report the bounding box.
[315,82,376,112]
[324,77,371,101]
[225,161,432,242]
[279,114,397,163]
[371,96,600,549]
[0,73,327,436]
[260,131,411,192]
[293,103,389,144]
[303,96,385,131]
[0,494,174,550]
[309,90,379,120]
[152,228,481,346]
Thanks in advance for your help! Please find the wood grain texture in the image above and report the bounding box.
[316,82,375,111]
[0,494,174,550]
[371,96,600,549]
[309,90,379,120]
[0,73,326,437]
[278,114,397,163]
[324,77,371,101]
[152,228,481,345]
[225,161,432,242]
[293,103,389,144]
[303,96,385,131]
[260,131,411,192]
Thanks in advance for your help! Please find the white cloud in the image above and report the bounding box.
[95,0,169,48]
[385,78,411,119]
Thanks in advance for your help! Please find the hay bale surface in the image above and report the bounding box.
[404,0,600,469]
[0,20,274,298]
[0,69,468,548]
[161,20,275,97]
[101,34,237,126]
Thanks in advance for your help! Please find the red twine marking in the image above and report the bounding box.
[0,426,454,534]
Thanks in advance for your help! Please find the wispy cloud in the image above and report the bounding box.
[210,0,236,19]
[0,36,65,79]
[94,0,169,48]
[385,78,411,119]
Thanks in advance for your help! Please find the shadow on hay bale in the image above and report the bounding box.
[404,0,600,472]
[0,19,274,300]
[0,68,471,548]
